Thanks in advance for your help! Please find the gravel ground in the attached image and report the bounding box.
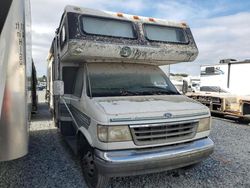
[1,91,250,188]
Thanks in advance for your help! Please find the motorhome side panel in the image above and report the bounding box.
[25,0,33,118]
[200,64,228,89]
[229,63,250,95]
[46,58,54,110]
[0,0,31,161]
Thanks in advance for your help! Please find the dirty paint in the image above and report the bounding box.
[62,39,198,65]
[94,95,207,115]
[59,8,198,65]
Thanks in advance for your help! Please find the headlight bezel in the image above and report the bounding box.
[97,125,132,142]
[197,117,211,132]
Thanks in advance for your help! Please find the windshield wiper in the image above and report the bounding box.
[139,86,179,95]
[92,86,179,97]
[119,88,141,96]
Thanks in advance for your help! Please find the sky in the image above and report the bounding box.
[31,0,250,76]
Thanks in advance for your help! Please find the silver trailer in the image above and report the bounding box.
[0,0,33,161]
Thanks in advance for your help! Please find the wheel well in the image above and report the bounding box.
[77,132,92,156]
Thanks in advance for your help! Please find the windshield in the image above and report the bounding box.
[87,63,179,97]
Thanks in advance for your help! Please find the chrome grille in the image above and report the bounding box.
[130,121,198,146]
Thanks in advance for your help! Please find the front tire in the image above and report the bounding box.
[79,138,109,188]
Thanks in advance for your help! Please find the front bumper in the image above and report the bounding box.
[94,137,214,177]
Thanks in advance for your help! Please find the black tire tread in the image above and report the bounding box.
[78,134,109,188]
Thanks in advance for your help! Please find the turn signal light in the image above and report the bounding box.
[117,13,123,17]
[133,15,140,20]
[149,18,155,22]
[181,22,187,27]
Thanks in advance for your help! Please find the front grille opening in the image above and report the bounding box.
[130,122,197,146]
[212,104,222,111]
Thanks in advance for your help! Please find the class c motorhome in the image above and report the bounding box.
[46,6,214,188]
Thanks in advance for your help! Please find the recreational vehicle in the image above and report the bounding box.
[46,6,214,188]
[0,0,34,161]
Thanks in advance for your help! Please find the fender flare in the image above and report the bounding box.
[77,126,93,147]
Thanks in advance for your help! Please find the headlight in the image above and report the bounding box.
[197,117,211,132]
[97,125,132,142]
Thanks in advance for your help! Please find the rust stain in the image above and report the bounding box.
[1,86,11,121]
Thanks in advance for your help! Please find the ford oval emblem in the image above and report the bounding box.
[164,113,172,119]
[120,46,132,57]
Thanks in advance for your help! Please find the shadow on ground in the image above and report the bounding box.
[0,102,86,188]
[212,113,250,126]
[31,102,52,122]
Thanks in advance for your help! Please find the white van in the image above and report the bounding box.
[46,6,214,188]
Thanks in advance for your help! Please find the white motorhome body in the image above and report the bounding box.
[0,0,33,161]
[200,59,250,95]
[47,6,213,188]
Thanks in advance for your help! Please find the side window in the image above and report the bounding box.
[150,74,168,88]
[60,25,66,48]
[73,68,84,97]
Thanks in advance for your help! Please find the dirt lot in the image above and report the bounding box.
[0,91,250,188]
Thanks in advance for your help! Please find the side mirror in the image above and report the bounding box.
[53,80,64,96]
[182,80,188,94]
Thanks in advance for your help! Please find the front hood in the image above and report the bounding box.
[93,95,208,116]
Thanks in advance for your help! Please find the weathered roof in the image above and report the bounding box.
[64,5,188,28]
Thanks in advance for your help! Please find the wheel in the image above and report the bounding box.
[78,137,109,188]
[81,151,109,188]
